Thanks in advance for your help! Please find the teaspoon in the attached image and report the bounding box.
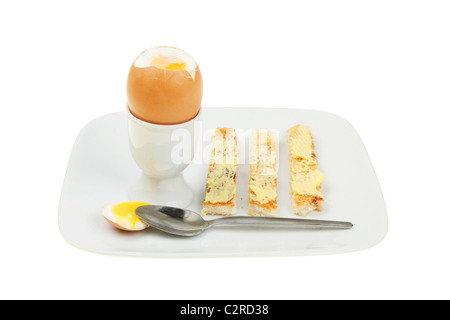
[136,205,353,237]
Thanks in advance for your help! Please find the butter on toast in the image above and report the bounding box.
[248,130,278,217]
[287,125,325,216]
[202,128,238,216]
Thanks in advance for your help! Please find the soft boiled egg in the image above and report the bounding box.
[102,201,150,231]
[127,46,203,125]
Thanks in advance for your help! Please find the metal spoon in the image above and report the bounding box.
[136,205,353,237]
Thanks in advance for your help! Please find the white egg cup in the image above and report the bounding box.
[126,106,201,208]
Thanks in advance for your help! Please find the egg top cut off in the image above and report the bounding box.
[127,46,203,125]
[102,201,150,231]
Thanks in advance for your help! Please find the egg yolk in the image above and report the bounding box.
[151,57,187,71]
[111,201,149,229]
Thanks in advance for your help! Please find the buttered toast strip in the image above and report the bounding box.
[287,125,325,216]
[248,130,278,217]
[202,128,238,216]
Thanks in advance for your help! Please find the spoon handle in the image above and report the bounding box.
[207,216,353,229]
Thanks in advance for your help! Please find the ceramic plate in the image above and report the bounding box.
[58,108,388,257]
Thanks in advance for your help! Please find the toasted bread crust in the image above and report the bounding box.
[287,125,325,216]
[202,128,238,216]
[247,130,278,217]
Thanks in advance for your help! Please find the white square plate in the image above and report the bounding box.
[58,108,388,257]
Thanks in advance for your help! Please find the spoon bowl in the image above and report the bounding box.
[136,205,353,237]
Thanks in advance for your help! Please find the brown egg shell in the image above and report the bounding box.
[127,64,203,125]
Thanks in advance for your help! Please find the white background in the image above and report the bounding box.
[1,0,449,300]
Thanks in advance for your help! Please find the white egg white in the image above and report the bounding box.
[133,46,197,79]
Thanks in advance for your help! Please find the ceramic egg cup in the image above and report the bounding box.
[127,107,201,208]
